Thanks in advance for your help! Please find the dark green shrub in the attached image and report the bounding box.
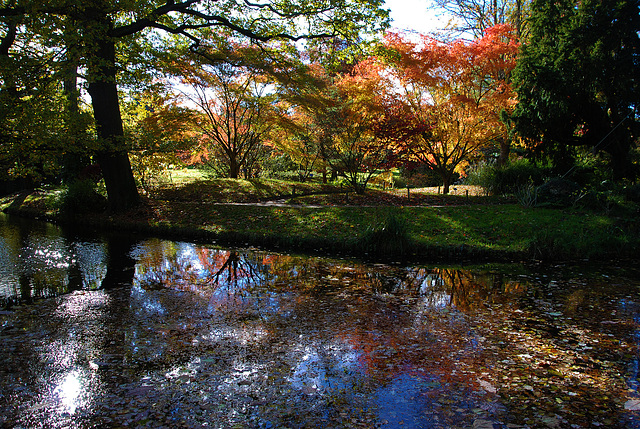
[58,180,107,214]
[572,181,636,214]
[494,160,549,194]
[565,164,611,188]
[624,184,640,203]
[467,159,550,195]
[392,175,407,189]
[536,178,580,207]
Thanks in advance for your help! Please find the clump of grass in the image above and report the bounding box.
[514,179,538,208]
[358,213,411,259]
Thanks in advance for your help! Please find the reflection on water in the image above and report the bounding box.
[0,214,108,306]
[1,213,640,428]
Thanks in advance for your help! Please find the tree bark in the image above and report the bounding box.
[442,172,452,194]
[497,136,511,167]
[62,19,91,182]
[229,157,239,178]
[86,16,139,212]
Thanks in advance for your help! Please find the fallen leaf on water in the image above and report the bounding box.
[473,419,495,429]
[625,399,640,410]
[478,379,497,393]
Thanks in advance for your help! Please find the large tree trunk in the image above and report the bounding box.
[441,171,452,195]
[229,159,239,179]
[86,16,139,212]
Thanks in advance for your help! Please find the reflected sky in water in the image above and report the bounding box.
[1,213,640,428]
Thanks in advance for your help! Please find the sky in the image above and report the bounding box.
[385,0,452,35]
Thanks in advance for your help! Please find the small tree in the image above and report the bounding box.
[122,90,195,191]
[276,61,395,193]
[180,61,273,179]
[267,107,324,182]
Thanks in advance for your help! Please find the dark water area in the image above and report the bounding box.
[1,212,640,428]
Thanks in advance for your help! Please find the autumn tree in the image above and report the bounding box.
[324,62,400,193]
[267,105,325,182]
[268,62,344,183]
[179,59,273,179]
[0,1,390,211]
[274,59,396,193]
[122,89,195,191]
[379,24,519,193]
[510,0,640,180]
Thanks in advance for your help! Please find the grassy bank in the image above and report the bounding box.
[1,177,638,263]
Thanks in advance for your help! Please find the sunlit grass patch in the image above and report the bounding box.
[167,168,206,184]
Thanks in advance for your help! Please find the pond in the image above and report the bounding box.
[1,212,640,428]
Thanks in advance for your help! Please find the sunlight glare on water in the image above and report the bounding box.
[52,370,83,415]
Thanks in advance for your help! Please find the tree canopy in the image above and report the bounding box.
[510,0,640,179]
[2,0,638,204]
[376,24,519,193]
[1,0,390,210]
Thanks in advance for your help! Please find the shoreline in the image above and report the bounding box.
[3,188,638,265]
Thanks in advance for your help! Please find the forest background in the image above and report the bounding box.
[0,0,639,261]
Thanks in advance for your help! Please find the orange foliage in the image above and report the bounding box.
[377,25,520,192]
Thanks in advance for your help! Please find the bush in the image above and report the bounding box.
[262,154,299,180]
[564,152,614,188]
[625,184,640,203]
[392,175,407,189]
[467,159,550,196]
[536,178,581,207]
[568,180,640,214]
[58,180,107,215]
[129,152,176,192]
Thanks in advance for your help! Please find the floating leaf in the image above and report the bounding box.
[478,379,497,393]
[473,419,495,429]
[625,399,640,410]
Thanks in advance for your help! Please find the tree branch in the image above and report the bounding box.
[112,0,337,44]
[0,21,16,56]
[111,0,201,37]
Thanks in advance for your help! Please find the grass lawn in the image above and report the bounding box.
[1,173,638,262]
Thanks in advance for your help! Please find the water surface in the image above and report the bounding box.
[1,213,639,428]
